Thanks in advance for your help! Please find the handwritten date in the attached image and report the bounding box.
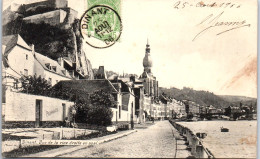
[173,1,241,9]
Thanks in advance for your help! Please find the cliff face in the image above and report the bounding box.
[2,0,94,79]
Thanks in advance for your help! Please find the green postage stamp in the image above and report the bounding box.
[80,0,122,48]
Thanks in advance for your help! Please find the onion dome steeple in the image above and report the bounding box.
[143,39,153,74]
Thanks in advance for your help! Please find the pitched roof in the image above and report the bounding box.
[134,78,143,83]
[108,74,118,80]
[208,105,216,109]
[110,79,130,93]
[119,77,130,82]
[112,83,120,91]
[2,34,31,56]
[63,57,73,67]
[159,94,168,103]
[54,79,119,94]
[2,54,9,68]
[34,52,72,78]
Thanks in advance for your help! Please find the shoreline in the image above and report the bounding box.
[170,120,257,158]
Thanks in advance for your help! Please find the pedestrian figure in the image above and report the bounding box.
[64,117,70,127]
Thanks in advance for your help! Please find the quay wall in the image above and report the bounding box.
[169,120,214,158]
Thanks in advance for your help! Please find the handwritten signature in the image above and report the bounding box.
[193,11,250,41]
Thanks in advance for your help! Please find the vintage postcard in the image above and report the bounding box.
[1,0,257,158]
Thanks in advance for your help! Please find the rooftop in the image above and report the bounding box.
[2,34,32,56]
[54,79,119,94]
[34,52,72,78]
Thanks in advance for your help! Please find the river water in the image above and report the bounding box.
[176,120,257,158]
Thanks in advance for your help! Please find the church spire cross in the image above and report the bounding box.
[146,38,150,53]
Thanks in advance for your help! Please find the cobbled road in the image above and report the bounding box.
[59,120,176,158]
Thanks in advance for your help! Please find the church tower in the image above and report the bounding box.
[143,39,153,75]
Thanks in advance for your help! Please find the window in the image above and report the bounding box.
[52,66,57,72]
[45,63,51,70]
[48,78,52,84]
[24,69,28,76]
[26,54,28,60]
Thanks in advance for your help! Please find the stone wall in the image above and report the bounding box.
[23,0,68,15]
[170,121,214,158]
[23,9,67,26]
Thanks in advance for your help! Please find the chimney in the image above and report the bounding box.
[31,44,35,57]
[130,75,135,82]
[58,57,64,68]
[114,75,118,80]
[96,66,107,79]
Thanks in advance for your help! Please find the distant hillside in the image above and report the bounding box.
[219,95,257,110]
[159,87,257,109]
[219,95,256,103]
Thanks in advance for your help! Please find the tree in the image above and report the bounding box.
[86,104,113,126]
[20,74,51,95]
[75,90,116,126]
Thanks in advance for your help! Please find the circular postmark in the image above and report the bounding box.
[80,5,122,49]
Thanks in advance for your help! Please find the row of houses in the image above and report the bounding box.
[3,34,180,128]
[1,0,192,128]
[182,100,222,115]
[3,35,227,128]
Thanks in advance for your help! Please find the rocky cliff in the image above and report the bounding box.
[2,0,94,79]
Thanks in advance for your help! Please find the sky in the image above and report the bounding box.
[3,0,257,97]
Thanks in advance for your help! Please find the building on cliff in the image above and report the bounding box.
[1,33,94,128]
[2,34,34,88]
[1,34,86,87]
[1,0,95,128]
[2,34,77,128]
[3,0,94,80]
